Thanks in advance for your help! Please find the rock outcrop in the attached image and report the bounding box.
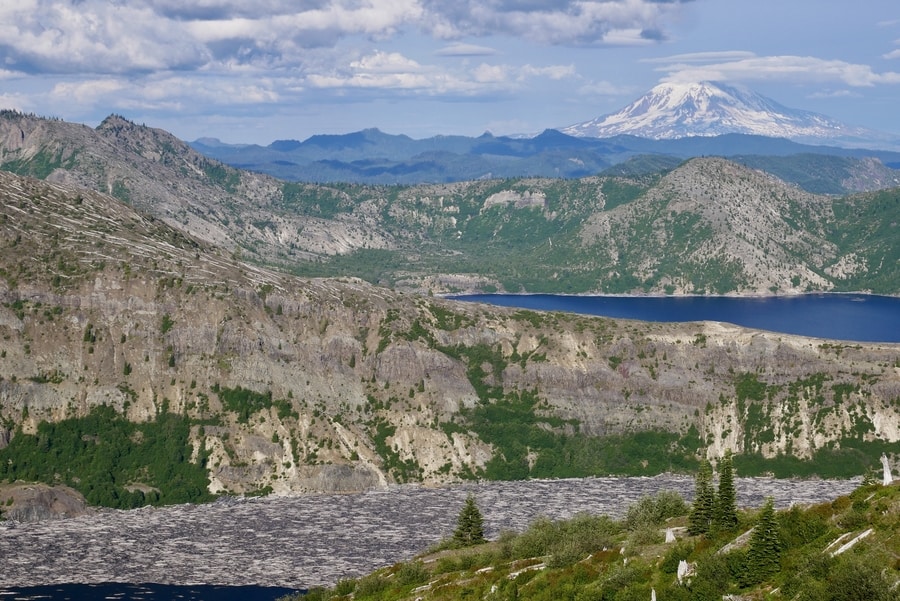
[0,169,898,496]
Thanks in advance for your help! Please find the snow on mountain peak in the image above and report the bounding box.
[560,81,886,146]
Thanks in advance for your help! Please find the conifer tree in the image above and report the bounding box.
[742,497,781,586]
[453,493,486,547]
[714,449,738,531]
[688,458,715,535]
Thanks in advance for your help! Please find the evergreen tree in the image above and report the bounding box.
[688,458,715,535]
[453,494,486,547]
[742,497,781,586]
[714,449,738,531]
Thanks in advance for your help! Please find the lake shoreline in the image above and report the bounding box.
[447,292,900,343]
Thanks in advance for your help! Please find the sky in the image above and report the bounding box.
[1,0,899,144]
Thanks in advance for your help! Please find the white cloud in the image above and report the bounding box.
[884,49,900,60]
[518,64,577,81]
[600,28,657,46]
[419,1,686,46]
[50,79,130,105]
[660,55,900,87]
[307,51,446,91]
[435,43,497,57]
[0,1,207,74]
[472,63,509,84]
[0,92,31,113]
[643,51,757,64]
[808,89,861,99]
[0,1,688,78]
[304,49,575,95]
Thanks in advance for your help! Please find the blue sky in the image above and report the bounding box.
[1,1,898,144]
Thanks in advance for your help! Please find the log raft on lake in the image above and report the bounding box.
[0,475,858,589]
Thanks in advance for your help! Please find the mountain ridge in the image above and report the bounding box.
[2,110,900,297]
[560,81,900,148]
[0,114,899,505]
[190,128,900,188]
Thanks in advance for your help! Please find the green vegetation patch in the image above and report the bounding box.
[734,438,898,479]
[2,147,79,179]
[0,405,212,508]
[202,162,241,192]
[369,416,421,483]
[213,384,296,423]
[447,388,700,480]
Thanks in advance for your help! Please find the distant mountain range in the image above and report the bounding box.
[191,82,900,186]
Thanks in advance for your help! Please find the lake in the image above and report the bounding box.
[450,293,900,343]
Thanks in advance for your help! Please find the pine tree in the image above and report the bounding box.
[688,458,715,535]
[742,497,781,586]
[453,494,486,547]
[714,449,738,531]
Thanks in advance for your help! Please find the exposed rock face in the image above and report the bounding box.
[0,483,91,521]
[0,169,898,496]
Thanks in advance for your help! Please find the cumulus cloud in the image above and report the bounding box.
[0,1,691,78]
[0,92,31,113]
[50,79,130,105]
[0,0,702,128]
[0,1,208,74]
[307,51,440,90]
[419,0,688,45]
[808,89,861,99]
[305,49,575,95]
[659,54,900,87]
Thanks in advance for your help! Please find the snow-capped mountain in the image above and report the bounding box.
[561,81,895,147]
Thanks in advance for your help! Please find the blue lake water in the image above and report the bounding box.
[450,293,900,343]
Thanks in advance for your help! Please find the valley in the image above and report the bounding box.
[0,105,897,600]
[2,112,900,298]
[0,163,898,507]
[3,3,900,598]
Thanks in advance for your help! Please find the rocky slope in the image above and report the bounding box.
[0,110,368,268]
[1,170,898,498]
[2,111,899,296]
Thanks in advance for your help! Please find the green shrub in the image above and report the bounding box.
[778,504,830,549]
[512,513,620,568]
[354,574,388,599]
[624,490,688,531]
[333,579,356,596]
[800,554,895,601]
[660,540,694,574]
[394,561,429,587]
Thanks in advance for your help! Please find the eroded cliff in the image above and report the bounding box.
[0,170,898,499]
